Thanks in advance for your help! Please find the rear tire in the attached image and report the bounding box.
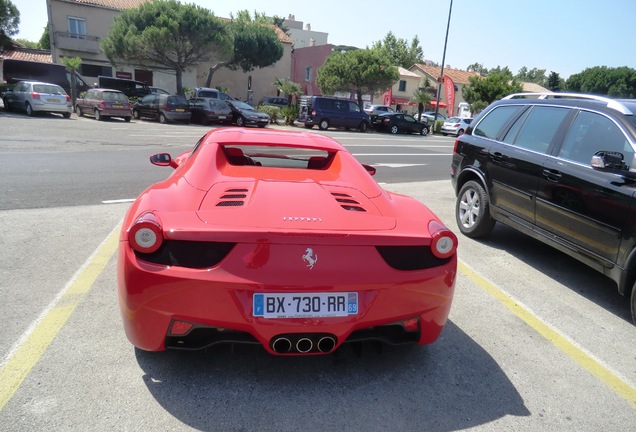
[420,126,429,136]
[63,112,71,119]
[2,98,10,111]
[132,109,140,119]
[26,103,34,116]
[456,180,495,238]
[304,124,314,129]
[125,116,131,123]
[95,109,102,121]
[457,129,464,136]
[319,119,329,130]
[159,113,167,124]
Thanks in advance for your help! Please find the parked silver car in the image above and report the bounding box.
[441,117,473,136]
[2,80,72,118]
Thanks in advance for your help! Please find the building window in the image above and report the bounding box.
[398,80,406,92]
[81,64,112,77]
[305,67,312,82]
[68,17,86,38]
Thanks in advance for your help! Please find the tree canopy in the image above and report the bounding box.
[371,32,423,69]
[316,48,399,108]
[566,66,636,97]
[101,0,232,95]
[515,67,547,86]
[205,10,284,86]
[0,0,19,46]
[462,73,523,114]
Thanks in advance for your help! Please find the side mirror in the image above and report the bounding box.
[591,151,627,171]
[150,153,177,168]
[362,163,376,176]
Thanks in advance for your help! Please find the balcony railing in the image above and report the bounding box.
[55,32,101,54]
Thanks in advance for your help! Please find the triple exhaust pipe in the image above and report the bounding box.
[271,333,337,354]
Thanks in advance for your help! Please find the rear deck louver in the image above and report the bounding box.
[216,188,248,207]
[331,192,367,212]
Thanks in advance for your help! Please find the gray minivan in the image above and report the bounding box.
[297,96,370,132]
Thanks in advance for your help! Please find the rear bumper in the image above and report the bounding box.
[117,241,456,354]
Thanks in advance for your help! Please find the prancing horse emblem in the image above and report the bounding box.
[302,248,318,269]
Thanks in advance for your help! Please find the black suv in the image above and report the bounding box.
[450,92,636,323]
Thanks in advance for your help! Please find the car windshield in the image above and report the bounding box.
[223,145,332,169]
[33,84,66,95]
[197,90,218,98]
[232,101,255,110]
[447,117,461,122]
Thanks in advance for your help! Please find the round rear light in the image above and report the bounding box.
[128,213,163,253]
[429,221,457,259]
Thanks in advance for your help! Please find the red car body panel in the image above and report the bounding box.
[117,128,457,354]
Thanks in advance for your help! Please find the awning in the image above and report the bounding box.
[390,96,416,106]
[428,100,447,108]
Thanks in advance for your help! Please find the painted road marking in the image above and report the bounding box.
[459,260,636,407]
[0,224,120,411]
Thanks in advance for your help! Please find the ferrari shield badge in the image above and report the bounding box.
[302,248,318,269]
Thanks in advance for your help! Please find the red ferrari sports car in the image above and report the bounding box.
[117,128,457,355]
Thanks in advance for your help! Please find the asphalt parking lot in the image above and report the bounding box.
[0,113,635,431]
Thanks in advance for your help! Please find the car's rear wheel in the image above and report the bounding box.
[359,121,368,133]
[2,98,10,111]
[132,109,140,119]
[456,180,495,238]
[319,119,330,130]
[63,112,71,119]
[125,116,131,123]
[304,124,314,129]
[457,129,464,136]
[95,109,102,121]
[236,115,245,127]
[25,102,34,116]
[76,105,83,117]
[420,126,429,136]
[390,125,399,134]
[631,282,636,325]
[159,113,167,124]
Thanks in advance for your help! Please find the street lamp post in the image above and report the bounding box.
[433,0,453,133]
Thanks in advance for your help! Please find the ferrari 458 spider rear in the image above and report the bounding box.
[117,128,457,355]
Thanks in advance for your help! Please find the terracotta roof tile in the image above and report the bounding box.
[0,49,53,63]
[65,0,150,10]
[410,64,480,85]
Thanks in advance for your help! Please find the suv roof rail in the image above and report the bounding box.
[502,92,633,115]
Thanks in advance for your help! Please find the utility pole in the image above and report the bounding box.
[434,0,453,133]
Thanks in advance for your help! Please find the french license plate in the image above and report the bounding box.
[176,108,185,112]
[253,292,358,318]
[218,115,226,119]
[49,98,60,103]
[113,104,123,108]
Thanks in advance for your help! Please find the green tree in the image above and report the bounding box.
[566,66,636,97]
[486,66,514,78]
[60,56,81,105]
[515,66,547,86]
[205,10,284,86]
[371,31,423,68]
[546,71,563,92]
[273,77,302,106]
[0,0,19,46]
[316,48,399,108]
[467,62,487,76]
[411,88,432,120]
[15,38,36,48]
[101,0,232,95]
[38,25,50,49]
[463,73,523,114]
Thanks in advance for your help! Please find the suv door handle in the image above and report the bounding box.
[542,168,562,182]
[490,152,503,162]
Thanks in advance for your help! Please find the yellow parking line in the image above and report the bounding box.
[0,226,120,411]
[459,260,636,407]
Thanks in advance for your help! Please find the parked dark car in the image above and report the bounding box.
[450,92,636,324]
[372,113,430,136]
[188,97,232,125]
[225,100,270,127]
[297,96,370,132]
[258,96,287,108]
[3,80,72,117]
[97,76,151,98]
[132,94,190,124]
[75,88,131,122]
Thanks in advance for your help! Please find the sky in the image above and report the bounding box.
[9,0,636,78]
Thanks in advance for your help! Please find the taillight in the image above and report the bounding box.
[65,95,71,102]
[383,118,390,123]
[98,101,106,109]
[31,92,40,100]
[453,138,461,154]
[128,212,163,253]
[428,220,457,259]
[311,110,316,116]
[163,105,172,112]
